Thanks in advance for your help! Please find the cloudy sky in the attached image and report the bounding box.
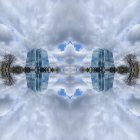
[0,0,140,140]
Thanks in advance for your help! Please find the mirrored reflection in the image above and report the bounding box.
[0,47,140,93]
[91,49,115,91]
[26,72,49,92]
[0,44,140,140]
[25,48,50,92]
[91,72,114,91]
[1,0,140,138]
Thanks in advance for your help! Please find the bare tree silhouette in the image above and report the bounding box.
[124,54,139,86]
[0,54,16,86]
[1,72,15,86]
[3,54,16,69]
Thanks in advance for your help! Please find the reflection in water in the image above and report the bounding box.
[91,49,115,91]
[26,72,49,92]
[91,72,114,91]
[25,48,49,92]
[0,0,140,138]
[0,45,140,140]
[58,88,82,99]
[0,54,17,86]
[124,54,139,86]
[0,48,139,92]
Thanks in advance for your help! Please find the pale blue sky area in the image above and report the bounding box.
[58,88,82,98]
[58,42,82,51]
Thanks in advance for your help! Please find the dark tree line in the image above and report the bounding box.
[0,53,59,86]
[0,53,139,87]
[123,54,139,86]
[81,54,140,86]
[0,54,17,86]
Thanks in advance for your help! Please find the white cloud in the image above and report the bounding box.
[0,97,14,117]
[127,24,140,43]
[0,84,140,140]
[0,0,140,140]
[0,24,12,43]
[54,43,87,65]
[128,97,140,117]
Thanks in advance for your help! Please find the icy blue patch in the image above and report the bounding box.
[58,44,66,51]
[58,89,67,96]
[74,89,82,96]
[74,44,82,51]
